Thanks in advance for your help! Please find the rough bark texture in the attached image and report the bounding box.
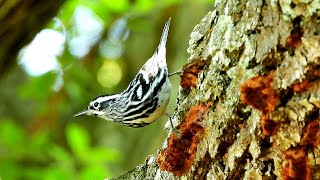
[0,0,64,75]
[113,0,320,179]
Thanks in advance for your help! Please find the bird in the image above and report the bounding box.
[74,18,172,128]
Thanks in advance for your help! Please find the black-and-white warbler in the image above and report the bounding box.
[74,18,172,127]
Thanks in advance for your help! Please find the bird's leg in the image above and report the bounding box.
[168,69,183,77]
[165,112,180,137]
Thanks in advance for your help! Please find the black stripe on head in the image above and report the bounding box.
[100,98,116,110]
[92,93,117,101]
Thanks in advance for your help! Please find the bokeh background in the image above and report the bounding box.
[0,0,211,179]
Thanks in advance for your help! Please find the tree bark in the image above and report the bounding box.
[113,0,320,179]
[0,0,64,75]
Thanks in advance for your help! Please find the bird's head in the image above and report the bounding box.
[74,94,119,118]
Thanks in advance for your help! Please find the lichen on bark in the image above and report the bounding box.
[112,0,320,179]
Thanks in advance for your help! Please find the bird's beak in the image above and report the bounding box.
[73,109,89,117]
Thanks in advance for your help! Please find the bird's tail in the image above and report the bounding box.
[144,17,171,73]
[159,17,171,49]
[152,17,171,69]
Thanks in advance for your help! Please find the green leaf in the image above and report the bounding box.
[22,166,46,180]
[133,0,155,13]
[64,81,85,103]
[102,0,129,13]
[79,165,110,180]
[49,144,72,162]
[66,124,90,155]
[48,144,74,170]
[44,167,71,180]
[0,160,19,180]
[80,147,121,164]
[23,131,52,162]
[57,0,78,22]
[0,119,25,151]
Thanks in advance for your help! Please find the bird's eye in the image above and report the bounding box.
[93,102,100,109]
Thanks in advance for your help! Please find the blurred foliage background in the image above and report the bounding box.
[0,0,211,179]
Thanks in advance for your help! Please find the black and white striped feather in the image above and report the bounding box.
[74,18,172,127]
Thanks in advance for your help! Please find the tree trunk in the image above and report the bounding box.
[0,0,64,75]
[113,0,320,179]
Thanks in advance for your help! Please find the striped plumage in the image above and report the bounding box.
[74,18,172,127]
